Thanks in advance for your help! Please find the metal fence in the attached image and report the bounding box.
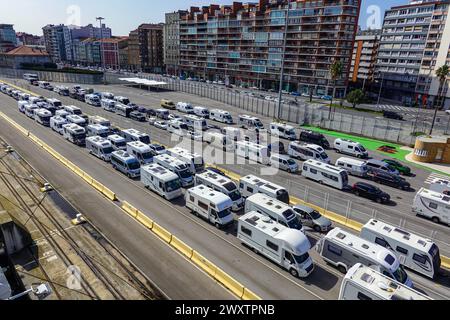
[0,67,104,84]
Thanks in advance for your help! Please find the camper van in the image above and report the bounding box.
[195,170,244,211]
[270,154,299,173]
[316,228,413,287]
[361,219,441,279]
[126,141,154,165]
[18,101,29,113]
[110,150,141,178]
[62,123,86,146]
[335,157,369,177]
[23,73,39,83]
[288,142,331,164]
[38,81,53,90]
[334,138,369,159]
[18,92,30,101]
[101,99,116,112]
[34,109,52,126]
[301,160,349,190]
[235,141,270,165]
[24,104,38,118]
[85,94,101,106]
[115,103,134,118]
[28,96,45,105]
[114,96,130,105]
[101,92,114,100]
[120,128,151,144]
[47,98,63,111]
[107,134,127,151]
[50,116,68,134]
[64,105,82,116]
[238,211,314,278]
[193,106,209,118]
[222,127,241,141]
[88,116,111,128]
[141,163,183,200]
[204,132,234,151]
[167,120,189,136]
[86,124,110,138]
[429,178,450,195]
[154,154,194,187]
[339,263,431,300]
[185,185,234,228]
[54,86,69,96]
[55,110,70,118]
[238,115,264,130]
[412,188,450,226]
[86,136,114,162]
[183,114,208,131]
[245,193,303,230]
[156,108,170,120]
[176,102,194,114]
[161,99,175,110]
[365,159,399,176]
[269,123,296,140]
[66,114,86,127]
[239,175,290,204]
[210,109,233,124]
[167,147,205,174]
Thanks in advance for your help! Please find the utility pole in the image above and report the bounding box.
[276,0,291,120]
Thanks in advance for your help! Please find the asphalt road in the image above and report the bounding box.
[1,82,449,299]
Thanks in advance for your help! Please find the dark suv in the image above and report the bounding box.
[299,131,330,149]
[130,111,146,122]
[383,111,403,120]
[372,171,411,190]
[352,182,390,204]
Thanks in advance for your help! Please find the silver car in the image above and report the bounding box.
[270,154,298,173]
[293,204,332,232]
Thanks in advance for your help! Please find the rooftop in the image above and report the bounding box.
[3,46,49,56]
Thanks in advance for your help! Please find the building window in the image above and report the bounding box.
[435,148,443,161]
[414,149,428,157]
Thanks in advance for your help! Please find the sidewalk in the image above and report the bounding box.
[405,150,450,177]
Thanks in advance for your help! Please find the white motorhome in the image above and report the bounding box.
[185,185,234,228]
[193,106,209,118]
[167,120,189,136]
[413,188,450,226]
[23,73,38,82]
[301,159,349,190]
[107,134,127,151]
[55,110,70,118]
[238,211,314,278]
[245,193,303,230]
[115,103,134,118]
[141,163,183,200]
[176,102,194,114]
[28,96,45,105]
[126,141,154,165]
[222,127,241,141]
[156,108,170,120]
[86,136,114,162]
[334,138,369,159]
[210,109,233,124]
[85,94,101,106]
[361,219,441,279]
[269,123,296,140]
[54,86,69,96]
[121,128,151,144]
[167,147,205,173]
[235,141,270,165]
[204,132,234,151]
[183,114,208,131]
[18,92,30,101]
[110,150,141,178]
[101,99,116,112]
[288,142,330,163]
[47,98,63,110]
[64,105,82,115]
[24,104,38,118]
[429,178,450,195]
[38,81,52,90]
[195,170,244,211]
[50,116,68,134]
[339,263,431,300]
[101,92,114,100]
[88,116,111,128]
[239,174,290,204]
[62,123,86,146]
[66,114,87,127]
[316,228,413,287]
[114,96,130,105]
[86,124,110,138]
[238,115,264,130]
[18,100,29,113]
[335,157,369,177]
[34,109,52,126]
[154,154,194,187]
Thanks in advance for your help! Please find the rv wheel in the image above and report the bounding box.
[432,217,440,224]
[338,265,347,274]
[289,268,299,278]
[214,222,220,229]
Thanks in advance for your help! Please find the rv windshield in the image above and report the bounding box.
[294,252,310,264]
[165,179,181,192]
[392,265,409,284]
[287,159,297,166]
[73,133,85,139]
[286,129,295,136]
[73,110,82,115]
[276,190,290,204]
[102,147,114,154]
[359,146,367,152]
[429,244,440,258]
[141,152,153,161]
[139,136,151,144]
[340,172,349,185]
[116,141,126,148]
[320,152,328,160]
[228,190,241,201]
[217,208,231,219]
[255,121,264,128]
[179,169,192,179]
[127,161,140,170]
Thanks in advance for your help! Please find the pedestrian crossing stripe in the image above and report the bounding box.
[425,173,450,184]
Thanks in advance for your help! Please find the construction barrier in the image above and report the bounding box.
[135,211,154,230]
[91,179,104,193]
[81,172,93,185]
[170,236,194,259]
[152,222,172,243]
[101,187,117,201]
[241,288,262,300]
[121,201,138,219]
[442,256,450,270]
[191,251,217,278]
[214,267,245,298]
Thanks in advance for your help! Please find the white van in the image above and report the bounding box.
[270,154,299,173]
[301,160,349,190]
[210,109,233,124]
[195,170,244,211]
[316,228,413,287]
[156,108,170,120]
[185,185,234,228]
[86,136,114,162]
[126,141,154,165]
[245,193,303,230]
[141,163,183,200]
[204,132,234,152]
[64,105,82,116]
[85,94,101,106]
[88,116,111,128]
[50,116,68,134]
[154,154,194,187]
[288,142,331,163]
[176,102,194,114]
[269,123,296,140]
[239,174,290,204]
[193,106,209,118]
[335,157,369,177]
[34,109,52,126]
[107,134,127,151]
[235,141,270,165]
[183,114,208,131]
[238,211,314,278]
[334,138,369,159]
[339,264,431,300]
[86,124,110,138]
[66,114,86,127]
[101,99,116,112]
[361,219,441,279]
[238,115,264,130]
[413,188,450,226]
[167,147,205,174]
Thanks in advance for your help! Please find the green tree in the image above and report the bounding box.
[430,65,449,135]
[347,89,365,108]
[328,60,344,120]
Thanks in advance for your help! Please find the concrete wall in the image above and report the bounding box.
[0,67,104,84]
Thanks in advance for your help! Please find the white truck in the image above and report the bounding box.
[88,115,111,128]
[86,136,114,162]
[413,188,450,226]
[238,211,314,278]
[85,94,101,106]
[107,134,127,151]
[141,163,183,200]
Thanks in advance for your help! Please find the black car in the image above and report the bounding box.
[146,108,157,117]
[352,182,391,204]
[383,111,403,121]
[130,111,146,122]
[372,171,411,190]
[299,130,330,149]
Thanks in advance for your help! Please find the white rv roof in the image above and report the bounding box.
[155,154,189,169]
[247,193,292,216]
[336,157,366,167]
[51,116,67,123]
[47,98,60,103]
[86,136,112,147]
[197,170,237,189]
[240,175,285,192]
[430,178,450,187]
[63,123,84,131]
[142,163,178,181]
[304,159,346,173]
[108,134,125,142]
[417,187,450,205]
[65,105,81,110]
[184,114,203,121]
[362,219,435,252]
[67,115,85,122]
[112,150,137,161]
[88,124,109,130]
[127,141,151,151]
[335,138,361,145]
[345,263,431,300]
[211,109,230,115]
[188,185,233,208]
[169,147,202,158]
[102,98,115,103]
[240,114,260,120]
[270,122,294,130]
[36,108,52,116]
[237,140,266,149]
[122,128,148,137]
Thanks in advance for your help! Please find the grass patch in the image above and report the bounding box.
[323,103,383,115]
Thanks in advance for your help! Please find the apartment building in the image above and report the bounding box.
[165,11,188,75]
[42,24,68,62]
[99,37,129,69]
[349,29,381,85]
[127,29,140,71]
[0,24,17,53]
[376,0,450,107]
[177,0,360,97]
[128,24,165,73]
[16,32,44,47]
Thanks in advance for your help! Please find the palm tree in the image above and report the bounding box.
[328,60,344,120]
[430,64,449,135]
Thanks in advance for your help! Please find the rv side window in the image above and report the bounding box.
[396,247,408,255]
[284,252,294,264]
[239,183,244,189]
[429,202,438,210]
[190,196,195,202]
[413,254,427,264]
[199,201,209,211]
[247,187,254,193]
[357,292,373,301]
[266,241,279,252]
[375,237,389,248]
[241,226,252,237]
[310,168,318,174]
[328,244,342,256]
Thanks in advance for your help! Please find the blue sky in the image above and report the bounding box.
[0,0,406,36]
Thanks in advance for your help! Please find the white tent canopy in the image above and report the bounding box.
[119,78,167,86]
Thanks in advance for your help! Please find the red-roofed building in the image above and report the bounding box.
[0,45,51,69]
[99,37,129,69]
